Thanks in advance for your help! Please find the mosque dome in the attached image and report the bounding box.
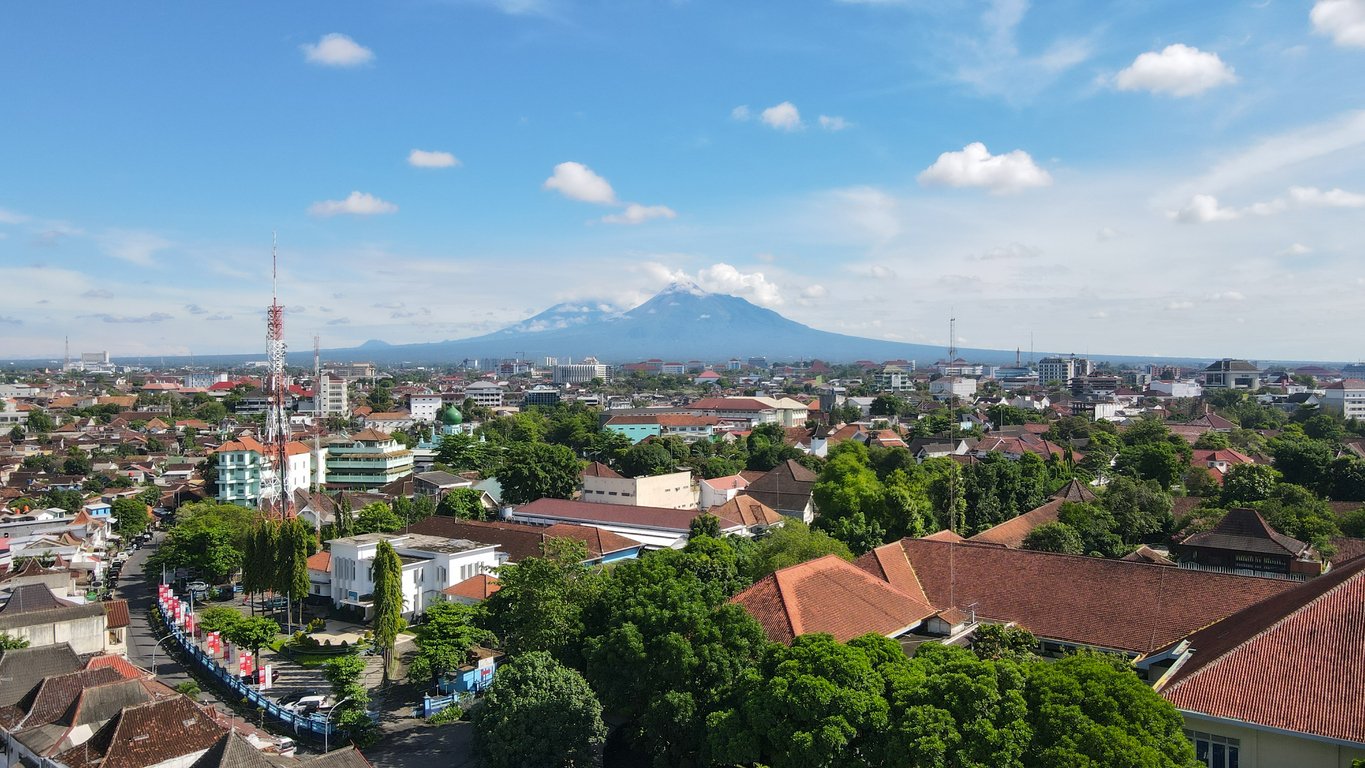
[439,405,464,426]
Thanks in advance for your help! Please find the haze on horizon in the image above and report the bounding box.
[2,1,1365,362]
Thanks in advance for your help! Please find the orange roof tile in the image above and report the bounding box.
[442,573,501,600]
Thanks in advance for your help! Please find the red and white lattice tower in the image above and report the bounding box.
[263,233,294,519]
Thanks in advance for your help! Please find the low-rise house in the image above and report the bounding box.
[967,479,1097,548]
[412,470,472,499]
[507,497,767,549]
[580,465,696,510]
[0,585,126,655]
[406,516,644,566]
[1321,379,1365,420]
[698,474,750,510]
[1173,508,1324,580]
[326,532,499,619]
[1202,359,1264,390]
[50,695,226,768]
[743,460,817,524]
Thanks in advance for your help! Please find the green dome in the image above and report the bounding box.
[439,405,464,425]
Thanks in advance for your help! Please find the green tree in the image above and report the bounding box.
[408,601,494,687]
[1102,476,1174,544]
[471,651,607,768]
[44,489,84,514]
[1221,463,1280,504]
[223,616,279,662]
[436,487,490,520]
[371,541,406,681]
[619,440,678,477]
[498,442,582,505]
[147,502,255,583]
[688,512,722,539]
[1324,457,1365,502]
[484,539,598,663]
[0,632,30,650]
[9,425,24,443]
[353,502,403,534]
[1114,442,1186,490]
[970,624,1038,662]
[281,517,313,628]
[744,519,853,580]
[111,497,150,537]
[1192,431,1231,449]
[1021,522,1085,554]
[324,654,376,747]
[26,409,54,433]
[1270,434,1334,489]
[62,448,92,475]
[197,606,243,635]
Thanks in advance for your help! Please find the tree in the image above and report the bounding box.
[471,651,606,768]
[26,409,54,433]
[1270,434,1334,489]
[869,394,906,417]
[688,513,722,540]
[62,448,92,475]
[408,601,494,687]
[281,517,313,628]
[1221,463,1280,504]
[0,632,29,650]
[146,503,255,583]
[324,654,376,747]
[223,616,279,662]
[619,440,678,477]
[1021,522,1084,555]
[970,624,1038,662]
[353,502,403,534]
[1324,457,1365,502]
[9,425,24,443]
[436,487,490,519]
[371,541,406,681]
[198,606,244,635]
[43,489,84,514]
[744,519,853,580]
[498,442,582,505]
[111,497,150,538]
[484,539,599,663]
[1193,431,1231,450]
[1114,442,1186,490]
[1102,476,1174,544]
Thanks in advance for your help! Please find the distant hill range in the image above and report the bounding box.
[39,282,1294,368]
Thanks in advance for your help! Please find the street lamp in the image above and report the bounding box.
[322,695,353,753]
[147,630,175,677]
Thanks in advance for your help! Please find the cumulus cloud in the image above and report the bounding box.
[1312,0,1365,47]
[918,142,1052,193]
[1280,243,1312,256]
[1173,194,1241,223]
[327,317,351,326]
[850,263,898,280]
[601,204,677,225]
[731,105,752,121]
[818,115,851,131]
[543,162,617,205]
[976,242,1041,261]
[1097,227,1119,241]
[696,263,784,306]
[1114,44,1236,97]
[761,102,802,131]
[308,191,398,217]
[1166,300,1194,311]
[1289,185,1365,207]
[301,33,375,67]
[82,312,173,323]
[801,284,828,299]
[184,304,206,315]
[99,230,172,266]
[829,186,901,242]
[408,149,460,168]
[1207,291,1246,301]
[205,313,233,321]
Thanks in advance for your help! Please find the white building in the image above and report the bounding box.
[324,429,414,490]
[1149,380,1203,398]
[552,359,610,385]
[463,381,504,408]
[408,393,444,422]
[699,474,749,510]
[582,468,697,510]
[319,375,349,416]
[929,377,977,401]
[1322,379,1365,420]
[1037,355,1091,386]
[215,436,314,508]
[326,532,499,619]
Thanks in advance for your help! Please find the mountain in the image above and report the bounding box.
[314,281,1000,364]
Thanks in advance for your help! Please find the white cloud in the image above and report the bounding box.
[1207,291,1246,301]
[407,149,460,168]
[977,242,1041,261]
[949,0,1095,103]
[1174,185,1365,223]
[601,204,677,225]
[1312,0,1365,47]
[1089,310,1108,319]
[308,191,398,217]
[801,284,828,299]
[1281,243,1312,256]
[731,105,751,122]
[917,142,1052,194]
[0,207,28,224]
[301,33,375,67]
[1166,300,1194,311]
[851,263,898,279]
[1114,44,1236,97]
[829,187,901,242]
[81,312,174,324]
[1173,194,1242,223]
[1288,185,1365,207]
[99,230,172,266]
[818,115,851,131]
[543,162,617,205]
[1097,227,1119,241]
[696,263,784,306]
[761,102,802,131]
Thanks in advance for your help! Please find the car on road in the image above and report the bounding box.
[277,690,321,706]
[286,695,334,715]
[261,596,288,610]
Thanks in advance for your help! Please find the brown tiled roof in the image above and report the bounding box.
[542,523,642,558]
[744,459,816,515]
[188,733,277,768]
[86,654,151,680]
[1161,557,1365,743]
[54,695,225,768]
[515,498,714,534]
[13,667,124,728]
[856,543,930,605]
[921,529,965,542]
[1051,478,1097,502]
[688,397,775,411]
[1179,508,1309,558]
[103,599,130,629]
[1,584,76,615]
[1121,545,1176,566]
[216,435,266,454]
[866,539,1295,656]
[707,495,784,529]
[1330,537,1365,565]
[0,644,84,707]
[307,551,332,573]
[731,555,936,645]
[967,498,1065,548]
[406,517,639,561]
[582,461,622,479]
[441,574,501,601]
[349,428,394,442]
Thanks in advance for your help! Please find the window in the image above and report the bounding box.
[1184,730,1239,768]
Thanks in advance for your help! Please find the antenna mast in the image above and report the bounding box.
[263,232,294,519]
[948,313,957,360]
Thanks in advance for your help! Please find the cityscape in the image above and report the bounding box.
[4,3,1365,768]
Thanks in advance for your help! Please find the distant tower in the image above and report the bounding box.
[947,315,957,360]
[63,336,69,371]
[263,233,294,519]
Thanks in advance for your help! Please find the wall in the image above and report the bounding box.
[1181,712,1365,768]
[7,612,107,655]
[582,470,696,510]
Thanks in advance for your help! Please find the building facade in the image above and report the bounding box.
[326,532,499,619]
[324,429,414,490]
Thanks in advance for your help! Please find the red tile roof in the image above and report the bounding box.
[515,498,713,534]
[967,498,1066,548]
[102,599,130,629]
[54,695,225,768]
[442,574,501,601]
[862,539,1295,656]
[730,555,937,644]
[707,495,784,528]
[687,398,775,412]
[306,551,332,573]
[582,462,622,479]
[86,654,151,680]
[542,523,642,557]
[1161,557,1365,743]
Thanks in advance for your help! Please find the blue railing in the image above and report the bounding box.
[161,609,336,740]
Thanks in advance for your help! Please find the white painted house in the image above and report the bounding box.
[326,532,499,620]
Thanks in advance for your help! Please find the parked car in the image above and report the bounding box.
[277,690,320,706]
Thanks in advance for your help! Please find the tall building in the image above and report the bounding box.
[319,375,348,416]
[552,358,609,384]
[216,436,315,508]
[325,428,414,490]
[1037,355,1091,386]
[1322,379,1365,420]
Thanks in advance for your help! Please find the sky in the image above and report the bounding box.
[2,0,1365,362]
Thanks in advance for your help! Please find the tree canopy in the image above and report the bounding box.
[471,651,607,768]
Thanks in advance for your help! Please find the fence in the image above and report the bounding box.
[419,691,472,719]
[162,610,337,741]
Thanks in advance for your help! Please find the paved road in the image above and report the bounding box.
[117,532,203,689]
[363,722,477,768]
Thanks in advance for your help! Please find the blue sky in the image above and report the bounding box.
[2,0,1365,361]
